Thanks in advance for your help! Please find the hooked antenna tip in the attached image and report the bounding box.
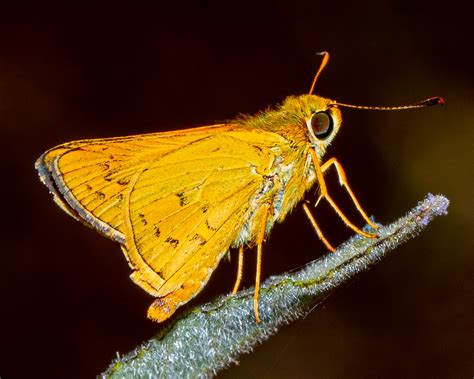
[418,97,445,106]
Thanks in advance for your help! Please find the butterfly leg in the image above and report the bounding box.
[320,157,378,229]
[309,148,376,239]
[232,246,244,294]
[254,203,270,323]
[302,202,335,252]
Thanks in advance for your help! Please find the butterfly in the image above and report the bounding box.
[35,52,443,322]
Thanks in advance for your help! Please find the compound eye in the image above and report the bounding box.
[310,111,333,139]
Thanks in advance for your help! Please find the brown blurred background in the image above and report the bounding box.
[1,2,472,378]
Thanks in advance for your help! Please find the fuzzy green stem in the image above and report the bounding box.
[102,193,449,379]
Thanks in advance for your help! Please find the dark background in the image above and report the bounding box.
[1,2,472,378]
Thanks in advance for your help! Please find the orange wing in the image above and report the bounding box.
[36,126,296,322]
[121,132,287,320]
[35,125,232,243]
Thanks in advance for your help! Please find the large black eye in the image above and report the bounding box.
[310,111,333,139]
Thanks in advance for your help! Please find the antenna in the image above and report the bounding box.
[331,97,444,110]
[308,52,445,110]
[308,51,329,95]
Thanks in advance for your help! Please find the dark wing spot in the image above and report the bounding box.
[191,233,207,246]
[212,147,220,152]
[86,184,92,191]
[201,205,208,213]
[165,237,179,248]
[176,191,188,206]
[138,213,148,226]
[99,163,110,171]
[117,178,130,186]
[104,168,119,182]
[96,191,106,199]
[154,225,161,238]
[205,219,217,231]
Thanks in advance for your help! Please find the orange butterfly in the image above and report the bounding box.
[36,53,443,322]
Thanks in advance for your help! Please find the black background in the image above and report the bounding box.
[1,2,472,378]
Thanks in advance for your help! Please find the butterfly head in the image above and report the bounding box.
[300,51,443,151]
[278,94,342,154]
[297,95,342,149]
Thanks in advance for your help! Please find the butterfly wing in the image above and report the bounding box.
[122,131,291,321]
[37,125,296,322]
[35,125,232,243]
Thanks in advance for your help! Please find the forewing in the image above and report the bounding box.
[35,125,231,243]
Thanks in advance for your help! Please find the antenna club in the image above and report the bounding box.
[420,97,445,106]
